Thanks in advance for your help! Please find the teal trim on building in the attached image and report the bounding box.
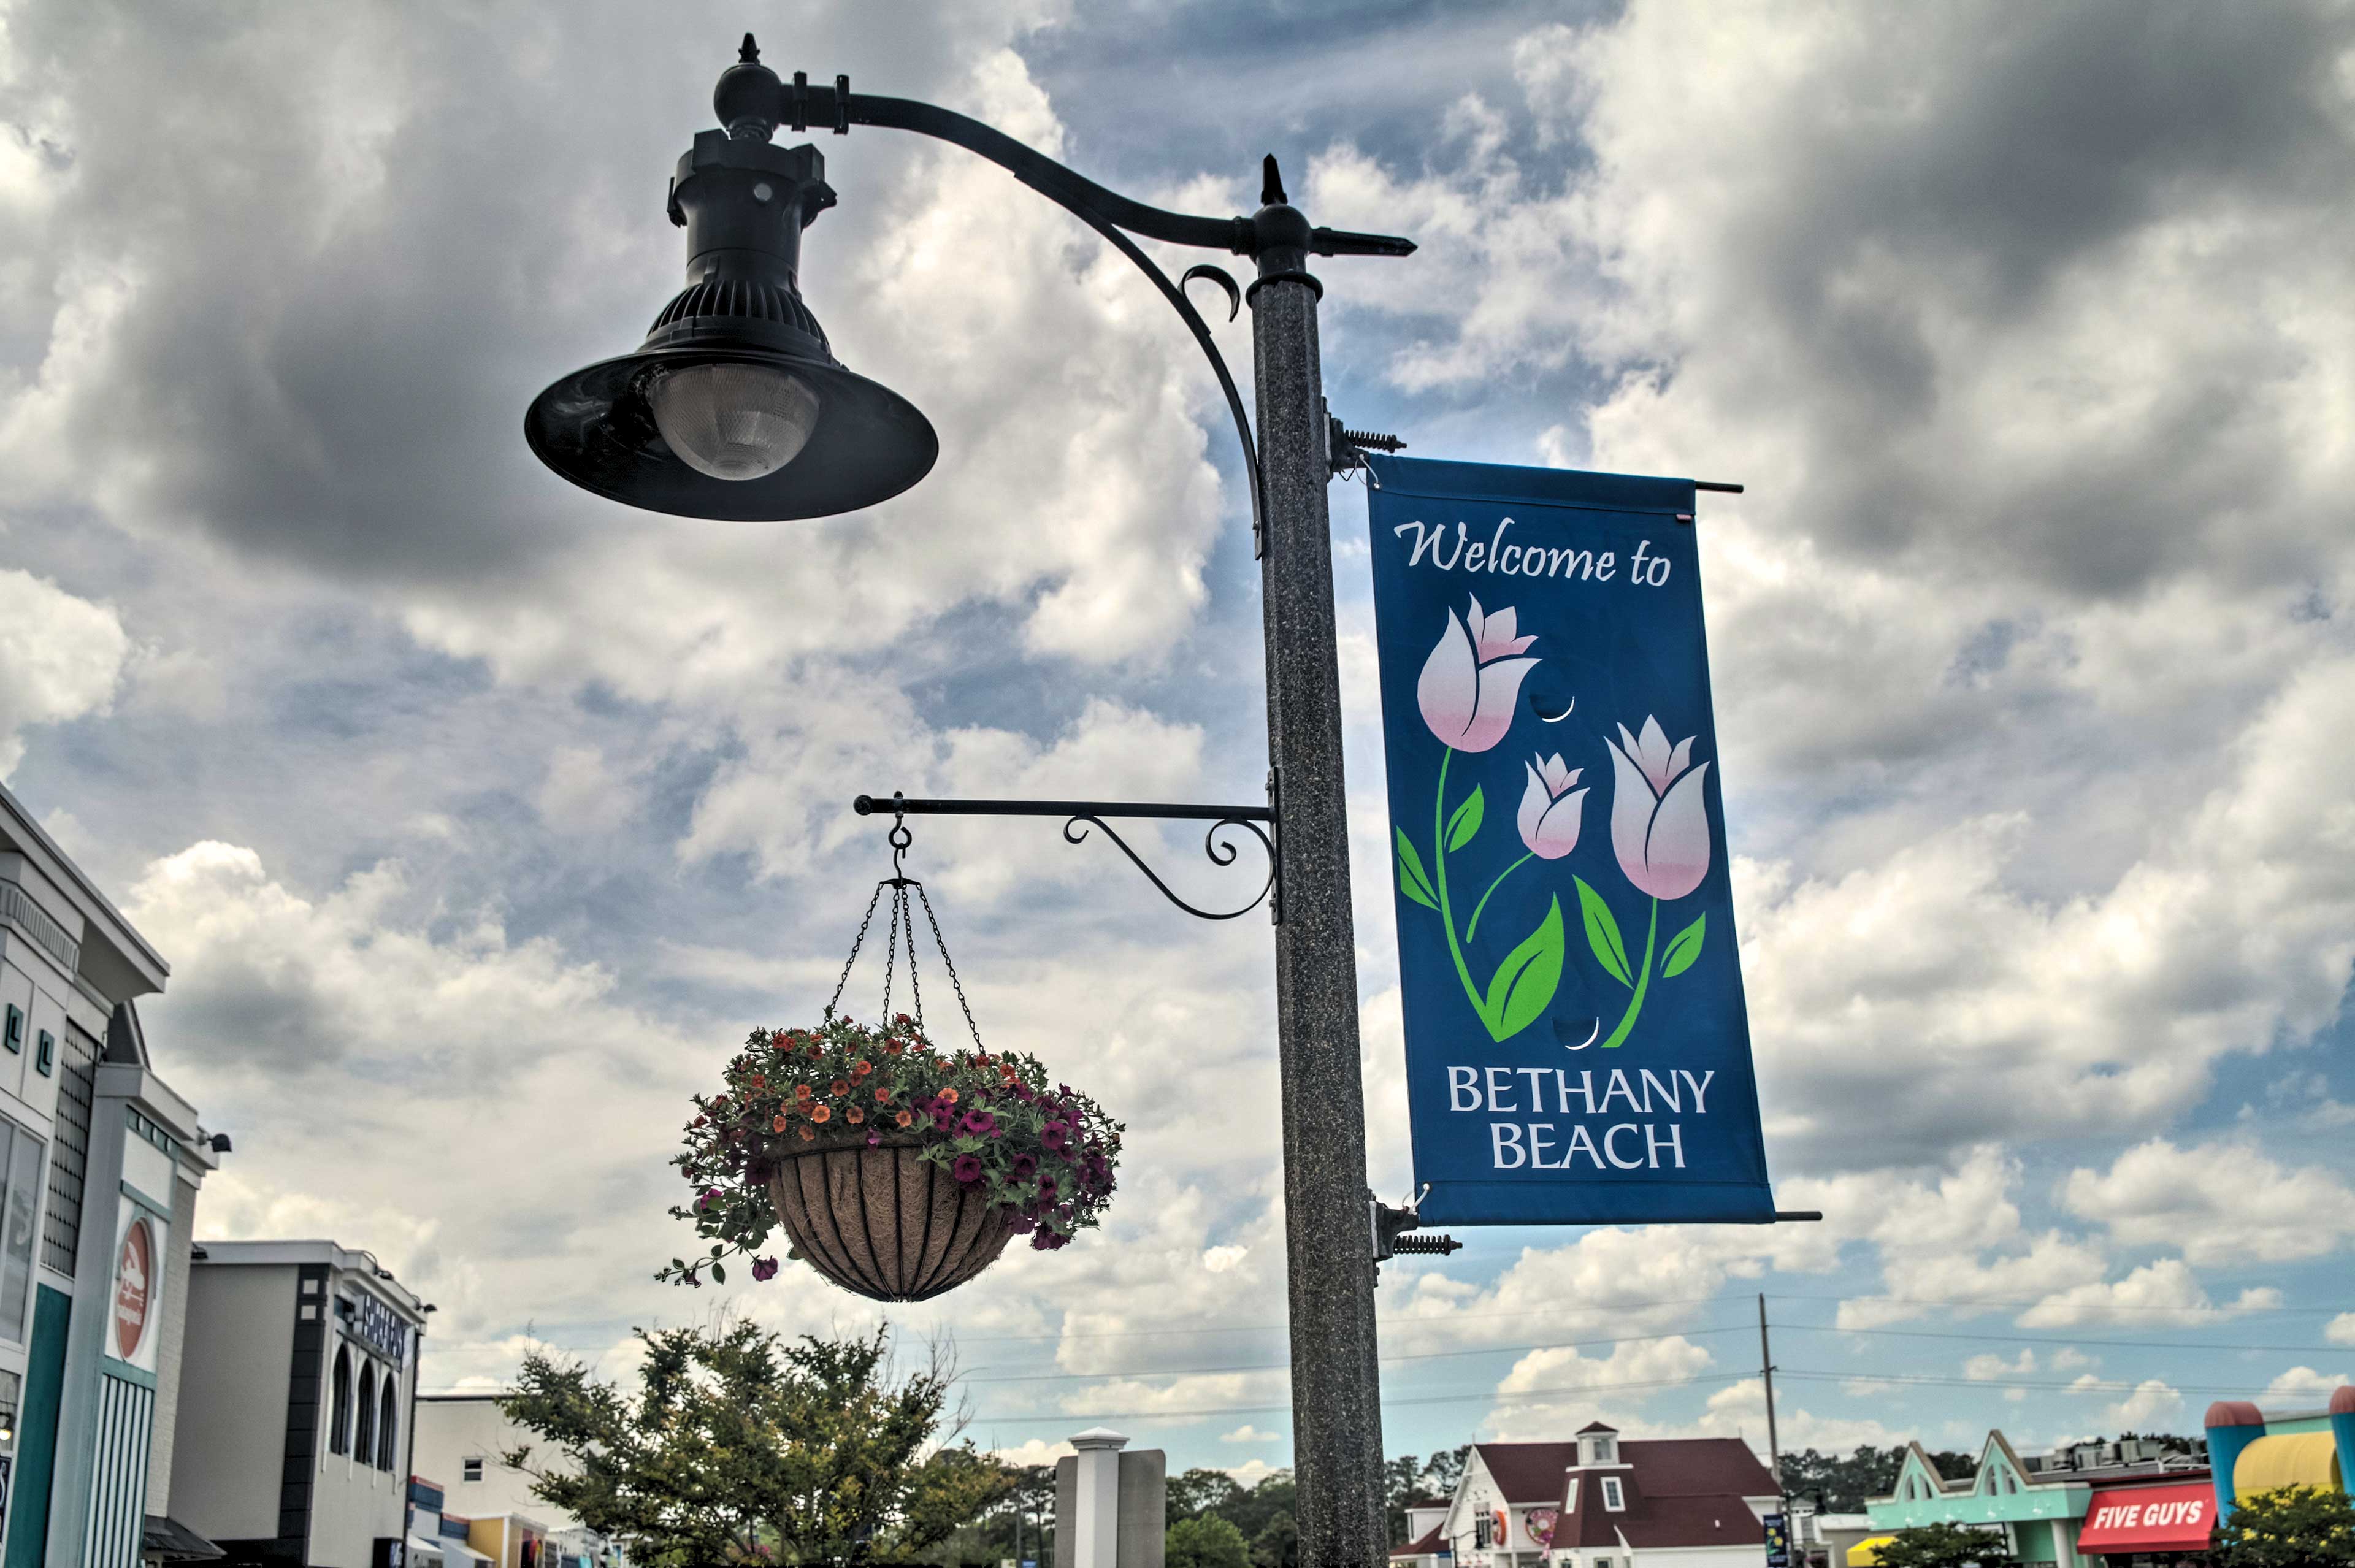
[1867,1489,2085,1528]
[116,1179,169,1220]
[5,1285,70,1568]
[93,1360,156,1392]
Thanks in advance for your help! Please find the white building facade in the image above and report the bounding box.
[169,1241,429,1567]
[0,784,226,1568]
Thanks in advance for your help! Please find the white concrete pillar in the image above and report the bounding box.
[1070,1427,1129,1568]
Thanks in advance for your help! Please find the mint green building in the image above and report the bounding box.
[1863,1433,2206,1567]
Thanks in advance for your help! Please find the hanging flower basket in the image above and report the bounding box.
[661,860,1124,1300]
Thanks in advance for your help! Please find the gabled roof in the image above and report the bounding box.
[1577,1420,1617,1435]
[1553,1439,1774,1550]
[1474,1443,1582,1502]
[1391,1522,1445,1558]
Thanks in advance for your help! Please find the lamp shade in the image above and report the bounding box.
[526,109,936,521]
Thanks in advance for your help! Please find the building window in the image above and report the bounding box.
[2,1005,20,1054]
[1599,1478,1623,1512]
[377,1372,399,1470]
[0,1119,42,1343]
[33,1031,50,1077]
[353,1359,377,1466]
[1591,1436,1614,1464]
[40,1027,93,1275]
[463,1457,484,1483]
[1564,1480,1577,1512]
[329,1346,353,1457]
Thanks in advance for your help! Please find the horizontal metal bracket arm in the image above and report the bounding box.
[854,793,1277,922]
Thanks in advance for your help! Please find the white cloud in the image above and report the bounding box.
[535,746,632,835]
[0,568,129,774]
[2061,1138,2355,1265]
[2081,1377,2183,1430]
[1220,1425,1282,1445]
[2327,1314,2355,1348]
[2020,1260,2281,1329]
[1964,1350,2035,1380]
[2262,1366,2349,1401]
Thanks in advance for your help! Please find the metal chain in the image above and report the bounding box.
[825,881,889,1018]
[879,884,902,1020]
[899,885,927,1031]
[915,883,984,1052]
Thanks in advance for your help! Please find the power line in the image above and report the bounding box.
[968,1370,1751,1425]
[1782,1323,2351,1356]
[960,1325,1749,1385]
[1779,1368,2307,1397]
[1768,1292,2348,1320]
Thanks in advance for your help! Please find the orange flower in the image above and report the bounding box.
[798,1125,816,1141]
[751,1074,767,1092]
[772,1115,788,1133]
[873,1087,892,1104]
[852,1060,873,1077]
[830,1079,850,1097]
[847,1107,865,1124]
[884,1040,906,1055]
[938,1087,960,1105]
[895,1109,915,1128]
[794,1084,813,1102]
[811,1105,832,1124]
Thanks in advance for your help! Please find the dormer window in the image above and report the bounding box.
[1600,1477,1625,1512]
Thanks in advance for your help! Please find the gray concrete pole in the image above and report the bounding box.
[1249,193,1388,1568]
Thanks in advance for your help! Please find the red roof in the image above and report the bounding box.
[1577,1420,1617,1434]
[1547,1439,1777,1552]
[1391,1523,1446,1559]
[1474,1443,1582,1502]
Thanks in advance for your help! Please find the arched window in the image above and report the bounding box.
[329,1347,352,1456]
[353,1359,377,1467]
[377,1372,400,1470]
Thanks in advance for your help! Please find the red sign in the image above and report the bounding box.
[113,1218,153,1360]
[2075,1483,2215,1553]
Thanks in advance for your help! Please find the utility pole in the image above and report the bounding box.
[1251,155,1389,1568]
[1758,1293,1785,1494]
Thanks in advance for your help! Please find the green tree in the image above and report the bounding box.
[1250,1509,1298,1568]
[1167,1515,1251,1568]
[1874,1522,2016,1568]
[1779,1446,1975,1513]
[2213,1485,2355,1568]
[497,1318,1009,1566]
[1170,1467,1247,1526]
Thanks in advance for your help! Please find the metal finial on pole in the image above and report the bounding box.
[1261,154,1287,207]
[739,33,759,63]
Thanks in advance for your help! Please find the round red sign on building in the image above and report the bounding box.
[114,1218,153,1361]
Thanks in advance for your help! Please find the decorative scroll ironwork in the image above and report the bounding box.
[1060,813,1274,922]
[854,793,1277,923]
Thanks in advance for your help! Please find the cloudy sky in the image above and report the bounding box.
[5,0,2354,1482]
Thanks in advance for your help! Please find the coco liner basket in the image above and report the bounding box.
[664,822,1123,1301]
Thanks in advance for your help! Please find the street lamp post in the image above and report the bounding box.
[527,40,1415,1568]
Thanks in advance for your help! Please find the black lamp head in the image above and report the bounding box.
[526,40,936,520]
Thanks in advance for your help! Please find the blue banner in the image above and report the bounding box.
[1364,453,1777,1226]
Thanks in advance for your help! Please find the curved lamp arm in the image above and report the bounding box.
[717,40,1415,553]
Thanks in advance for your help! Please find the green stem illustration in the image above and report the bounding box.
[1463,852,1534,944]
[1599,898,1658,1049]
[1431,748,1491,1029]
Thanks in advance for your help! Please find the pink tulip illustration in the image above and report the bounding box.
[1574,715,1714,1050]
[1392,599,1566,1042]
[1606,717,1711,900]
[1417,597,1539,754]
[1517,754,1587,860]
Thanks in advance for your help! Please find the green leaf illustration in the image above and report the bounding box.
[1576,876,1633,987]
[1661,912,1707,978]
[1482,897,1566,1041]
[1445,785,1486,851]
[1395,829,1439,910]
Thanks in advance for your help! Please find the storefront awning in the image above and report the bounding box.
[406,1537,449,1568]
[2077,1483,2215,1555]
[1847,1537,1896,1566]
[2234,1432,2343,1497]
[436,1537,496,1566]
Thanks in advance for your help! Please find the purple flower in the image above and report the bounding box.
[751,1256,779,1282]
[1041,1120,1072,1153]
[1517,752,1588,860]
[696,1185,721,1212]
[1009,1214,1036,1235]
[952,1154,984,1184]
[1605,717,1712,900]
[1038,1175,1059,1199]
[959,1109,998,1137]
[867,1131,882,1147]
[1418,597,1539,754]
[1011,1154,1037,1179]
